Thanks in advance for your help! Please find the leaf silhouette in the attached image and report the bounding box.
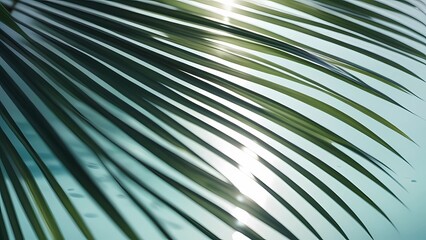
[0,0,424,239]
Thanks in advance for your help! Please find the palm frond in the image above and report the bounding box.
[1,0,425,239]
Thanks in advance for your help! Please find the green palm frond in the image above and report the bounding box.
[0,0,425,239]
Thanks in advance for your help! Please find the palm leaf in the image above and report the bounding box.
[0,0,424,239]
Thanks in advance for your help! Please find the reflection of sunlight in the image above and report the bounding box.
[236,194,245,202]
[238,147,258,179]
[189,122,273,213]
[241,147,259,160]
[225,146,268,205]
[231,207,250,226]
[232,231,250,240]
[238,165,254,179]
[222,0,234,23]
[208,144,269,204]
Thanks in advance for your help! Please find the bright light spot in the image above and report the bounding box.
[238,147,259,179]
[224,146,268,204]
[238,165,254,179]
[236,194,245,202]
[232,231,250,240]
[231,207,250,226]
[222,0,234,23]
[241,147,259,160]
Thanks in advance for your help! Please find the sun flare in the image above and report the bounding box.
[222,0,234,23]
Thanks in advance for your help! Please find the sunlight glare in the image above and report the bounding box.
[232,231,250,240]
[228,146,269,204]
[241,147,259,160]
[222,0,234,23]
[231,207,250,226]
[238,147,259,179]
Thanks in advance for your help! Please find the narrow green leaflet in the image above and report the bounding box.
[1,0,424,239]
